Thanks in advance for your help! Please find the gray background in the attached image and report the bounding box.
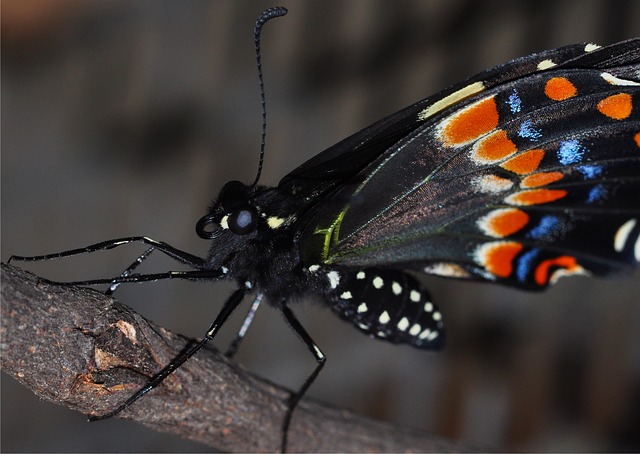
[2,0,640,451]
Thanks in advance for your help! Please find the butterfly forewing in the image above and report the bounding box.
[292,39,640,290]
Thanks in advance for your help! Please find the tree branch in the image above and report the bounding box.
[1,263,467,452]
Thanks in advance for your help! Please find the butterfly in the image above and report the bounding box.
[9,6,640,451]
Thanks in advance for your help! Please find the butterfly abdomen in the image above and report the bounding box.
[307,265,445,349]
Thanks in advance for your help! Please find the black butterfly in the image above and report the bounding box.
[10,7,640,451]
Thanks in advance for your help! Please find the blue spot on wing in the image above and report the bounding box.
[527,215,562,239]
[518,120,542,142]
[577,164,603,179]
[587,184,608,203]
[517,248,540,282]
[507,89,522,114]
[557,140,586,165]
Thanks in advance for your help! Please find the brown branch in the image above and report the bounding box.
[1,263,468,452]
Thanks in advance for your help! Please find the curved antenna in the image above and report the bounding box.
[251,6,288,187]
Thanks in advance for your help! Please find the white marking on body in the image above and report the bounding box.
[327,271,341,289]
[308,264,320,272]
[340,291,352,300]
[410,290,421,302]
[357,302,368,314]
[409,323,421,336]
[244,281,253,289]
[537,59,556,70]
[424,302,433,312]
[601,72,640,86]
[221,266,229,274]
[614,218,637,252]
[373,276,384,289]
[378,311,391,324]
[418,81,486,121]
[220,215,229,229]
[267,216,285,229]
[397,317,409,331]
[356,271,366,279]
[392,281,402,295]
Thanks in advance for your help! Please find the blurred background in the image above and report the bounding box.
[2,0,639,451]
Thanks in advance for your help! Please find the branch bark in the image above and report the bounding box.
[1,263,468,452]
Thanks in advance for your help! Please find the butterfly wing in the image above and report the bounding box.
[287,39,640,290]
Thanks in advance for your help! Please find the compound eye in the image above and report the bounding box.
[228,206,258,235]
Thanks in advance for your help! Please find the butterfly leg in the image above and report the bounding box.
[9,236,206,269]
[89,286,248,421]
[280,304,326,452]
[225,293,264,358]
[105,247,155,295]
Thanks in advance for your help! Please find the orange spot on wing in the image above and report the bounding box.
[500,149,545,174]
[472,129,518,163]
[481,208,529,237]
[544,77,577,101]
[479,242,523,278]
[520,171,564,188]
[439,96,499,146]
[597,93,633,120]
[506,189,567,206]
[635,132,640,147]
[534,256,580,286]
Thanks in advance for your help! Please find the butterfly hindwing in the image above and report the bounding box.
[292,39,640,290]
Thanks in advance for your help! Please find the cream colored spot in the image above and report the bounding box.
[584,43,601,52]
[424,262,471,278]
[357,303,368,314]
[537,59,556,70]
[340,291,352,300]
[614,219,637,252]
[417,81,486,121]
[308,264,320,272]
[373,276,384,289]
[433,311,442,321]
[397,317,409,331]
[267,216,285,229]
[410,290,421,302]
[409,323,421,336]
[392,281,402,295]
[601,72,640,86]
[379,311,391,324]
[356,271,366,279]
[419,329,432,340]
[220,215,229,229]
[424,302,433,312]
[473,175,514,193]
[327,271,340,289]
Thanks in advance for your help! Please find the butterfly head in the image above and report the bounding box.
[196,180,260,239]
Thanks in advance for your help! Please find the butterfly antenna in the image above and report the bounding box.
[251,6,288,187]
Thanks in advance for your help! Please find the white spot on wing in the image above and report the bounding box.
[267,216,285,229]
[409,323,421,336]
[397,317,409,331]
[614,218,637,252]
[584,43,601,52]
[357,303,368,314]
[340,291,352,300]
[601,72,640,86]
[424,262,470,278]
[537,59,556,70]
[418,328,432,340]
[433,311,442,321]
[410,290,421,302]
[308,264,320,272]
[378,311,391,324]
[424,302,433,312]
[392,281,402,295]
[356,271,366,280]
